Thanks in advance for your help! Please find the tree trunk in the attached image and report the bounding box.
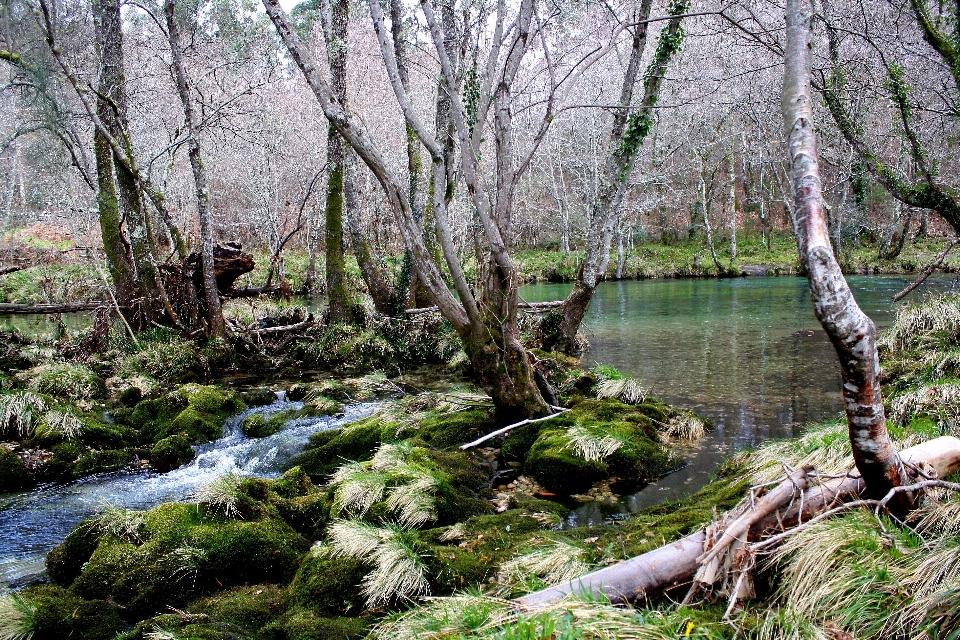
[728,154,737,264]
[783,0,904,500]
[164,0,225,338]
[550,0,685,355]
[324,0,352,324]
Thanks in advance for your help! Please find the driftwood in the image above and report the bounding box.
[0,302,107,314]
[247,314,314,335]
[516,436,960,608]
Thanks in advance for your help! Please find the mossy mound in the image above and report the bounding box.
[53,485,311,618]
[264,609,369,640]
[0,446,29,493]
[521,399,682,494]
[241,411,299,438]
[150,435,195,472]
[27,584,125,640]
[413,406,496,449]
[240,387,278,407]
[288,552,367,616]
[188,584,288,629]
[75,449,137,475]
[114,384,246,446]
[292,414,404,480]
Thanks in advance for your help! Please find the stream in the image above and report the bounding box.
[0,274,956,584]
[0,397,377,588]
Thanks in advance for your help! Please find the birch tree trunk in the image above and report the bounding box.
[164,0,225,338]
[783,0,904,499]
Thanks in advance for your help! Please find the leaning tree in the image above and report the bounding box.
[263,0,650,421]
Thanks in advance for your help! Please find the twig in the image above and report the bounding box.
[246,314,314,335]
[459,407,571,450]
[892,236,960,302]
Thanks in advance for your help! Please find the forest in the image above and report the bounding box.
[3,0,960,636]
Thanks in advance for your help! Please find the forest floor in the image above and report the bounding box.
[0,280,958,638]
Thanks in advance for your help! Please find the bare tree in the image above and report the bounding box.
[783,0,904,498]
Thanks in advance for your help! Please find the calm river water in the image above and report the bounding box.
[522,275,959,523]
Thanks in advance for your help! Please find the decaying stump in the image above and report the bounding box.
[186,242,255,294]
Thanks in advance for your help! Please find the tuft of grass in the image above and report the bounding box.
[498,539,591,589]
[35,409,85,440]
[0,391,47,438]
[890,383,960,427]
[0,593,37,640]
[562,425,625,462]
[595,378,648,405]
[661,411,708,441]
[193,474,243,519]
[329,520,431,607]
[741,422,855,484]
[115,330,202,383]
[90,503,145,544]
[881,294,960,353]
[21,362,103,401]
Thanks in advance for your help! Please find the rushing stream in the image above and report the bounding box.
[0,397,377,588]
[521,275,960,525]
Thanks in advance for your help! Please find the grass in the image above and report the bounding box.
[89,503,145,544]
[193,474,243,519]
[497,539,591,589]
[561,425,625,462]
[0,593,37,640]
[0,391,47,438]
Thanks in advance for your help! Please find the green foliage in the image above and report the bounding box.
[115,330,204,384]
[22,362,105,401]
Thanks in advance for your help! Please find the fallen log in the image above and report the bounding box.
[0,302,107,314]
[515,436,960,608]
[0,266,23,276]
[406,301,565,316]
[247,314,314,335]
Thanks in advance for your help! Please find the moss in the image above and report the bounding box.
[190,518,311,586]
[414,407,496,449]
[242,412,295,439]
[117,385,245,446]
[288,553,367,615]
[46,519,102,587]
[273,466,315,498]
[298,396,344,417]
[150,435,195,472]
[80,418,136,449]
[162,407,222,442]
[75,449,135,475]
[118,385,142,407]
[263,609,368,640]
[28,584,125,640]
[522,399,681,494]
[274,493,331,540]
[292,415,398,480]
[188,584,288,630]
[0,446,29,492]
[240,387,278,407]
[41,441,82,480]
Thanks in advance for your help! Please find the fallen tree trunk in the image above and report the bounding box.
[0,302,107,314]
[406,301,565,316]
[516,435,960,608]
[0,266,23,276]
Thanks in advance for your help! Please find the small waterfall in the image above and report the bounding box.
[0,399,377,588]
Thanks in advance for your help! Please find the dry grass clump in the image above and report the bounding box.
[882,294,960,352]
[498,539,591,589]
[21,362,103,401]
[0,391,47,438]
[595,378,648,405]
[36,409,85,440]
[0,593,37,640]
[192,474,243,519]
[328,520,430,607]
[331,443,440,528]
[562,425,624,462]
[890,383,960,427]
[741,422,855,484]
[661,411,708,441]
[90,503,145,544]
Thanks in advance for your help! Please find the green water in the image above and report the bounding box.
[522,275,959,523]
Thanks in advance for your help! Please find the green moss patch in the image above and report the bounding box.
[0,446,29,493]
[150,435,195,472]
[114,384,245,446]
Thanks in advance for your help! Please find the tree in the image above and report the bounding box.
[783,0,904,498]
[164,0,226,338]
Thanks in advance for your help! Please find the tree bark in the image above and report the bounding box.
[783,0,903,499]
[164,0,225,338]
[550,0,684,355]
[324,0,352,324]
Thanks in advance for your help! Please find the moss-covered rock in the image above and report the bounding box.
[0,446,29,493]
[188,584,288,630]
[46,518,102,587]
[75,449,136,475]
[150,435,195,472]
[41,441,82,480]
[522,399,681,494]
[292,415,401,480]
[414,407,496,449]
[242,412,294,439]
[28,584,125,640]
[115,384,245,446]
[263,608,368,640]
[240,387,278,407]
[288,552,367,616]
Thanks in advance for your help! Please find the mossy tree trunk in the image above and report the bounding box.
[323,0,351,324]
[784,0,904,500]
[164,0,225,338]
[550,0,687,355]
